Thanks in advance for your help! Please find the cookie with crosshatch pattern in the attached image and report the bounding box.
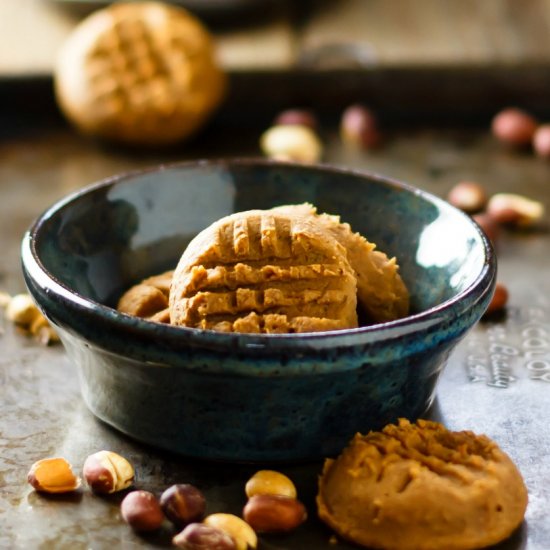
[169,208,359,333]
[54,1,226,145]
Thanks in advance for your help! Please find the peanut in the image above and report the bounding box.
[6,294,40,326]
[173,523,236,550]
[160,483,206,526]
[491,107,537,146]
[245,470,297,499]
[486,193,545,228]
[243,494,307,533]
[27,457,81,494]
[203,513,257,550]
[260,125,323,163]
[340,104,380,149]
[484,283,509,316]
[447,181,487,214]
[4,293,59,344]
[121,490,164,532]
[83,450,134,494]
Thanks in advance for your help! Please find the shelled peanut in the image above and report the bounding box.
[83,450,135,494]
[491,108,537,147]
[491,106,550,158]
[260,124,323,163]
[486,193,545,228]
[242,470,307,534]
[27,457,81,494]
[121,490,165,532]
[446,181,487,214]
[171,508,253,549]
[161,483,207,527]
[173,523,236,549]
[202,514,257,550]
[340,104,381,149]
[2,292,59,345]
[485,283,509,316]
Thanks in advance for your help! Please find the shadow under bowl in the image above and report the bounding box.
[21,159,496,461]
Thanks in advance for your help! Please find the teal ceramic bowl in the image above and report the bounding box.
[21,159,496,461]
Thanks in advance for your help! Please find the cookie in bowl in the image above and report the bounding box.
[117,203,410,333]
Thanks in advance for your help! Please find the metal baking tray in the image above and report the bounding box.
[0,71,549,549]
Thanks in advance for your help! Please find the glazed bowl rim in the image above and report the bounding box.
[21,157,496,352]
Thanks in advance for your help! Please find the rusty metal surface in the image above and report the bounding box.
[1,118,549,549]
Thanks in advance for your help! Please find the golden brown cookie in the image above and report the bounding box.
[54,2,226,145]
[169,210,358,333]
[117,270,173,323]
[317,419,528,550]
[273,204,409,322]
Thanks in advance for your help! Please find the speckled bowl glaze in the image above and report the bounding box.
[21,159,495,461]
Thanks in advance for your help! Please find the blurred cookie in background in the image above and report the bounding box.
[54,1,226,146]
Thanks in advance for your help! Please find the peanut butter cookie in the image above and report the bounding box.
[169,209,358,333]
[55,2,226,145]
[317,419,528,550]
[117,270,173,323]
[274,204,409,322]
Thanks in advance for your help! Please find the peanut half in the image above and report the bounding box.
[487,193,545,228]
[27,457,81,494]
[203,513,257,550]
[245,470,297,499]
